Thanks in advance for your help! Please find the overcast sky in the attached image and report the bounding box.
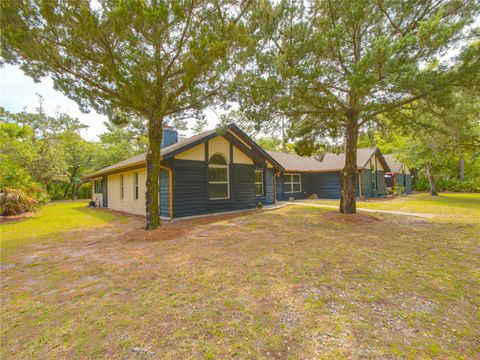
[0,64,221,141]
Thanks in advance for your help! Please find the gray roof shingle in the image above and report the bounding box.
[383,154,403,173]
[86,128,218,178]
[267,148,387,172]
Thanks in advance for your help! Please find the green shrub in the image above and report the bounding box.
[392,186,406,195]
[77,182,92,199]
[24,183,50,206]
[414,176,480,193]
[0,187,37,216]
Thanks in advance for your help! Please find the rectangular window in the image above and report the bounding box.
[133,172,139,200]
[120,174,124,200]
[94,179,102,194]
[255,169,264,196]
[284,173,301,193]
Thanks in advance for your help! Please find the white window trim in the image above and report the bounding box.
[133,172,139,200]
[255,169,264,196]
[284,173,302,193]
[208,153,230,200]
[120,174,124,200]
[94,179,102,194]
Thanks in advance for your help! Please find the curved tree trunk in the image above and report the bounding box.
[425,162,438,196]
[63,182,71,199]
[340,121,359,214]
[71,181,81,200]
[145,118,163,230]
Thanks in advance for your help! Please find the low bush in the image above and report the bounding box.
[0,184,49,216]
[0,188,37,216]
[415,177,480,192]
[392,186,406,195]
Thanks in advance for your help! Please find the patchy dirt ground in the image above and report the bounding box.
[1,202,479,359]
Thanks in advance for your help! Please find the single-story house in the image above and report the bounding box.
[86,125,392,219]
[268,148,391,200]
[383,154,413,193]
[85,124,284,219]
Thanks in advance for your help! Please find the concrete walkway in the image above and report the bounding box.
[289,201,435,219]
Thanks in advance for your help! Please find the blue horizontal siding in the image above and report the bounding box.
[229,163,256,210]
[172,160,207,217]
[159,169,170,218]
[172,159,259,218]
[405,174,412,193]
[256,168,275,206]
[360,169,372,198]
[377,170,386,196]
[275,173,283,202]
[309,172,340,199]
[280,172,309,200]
[308,172,359,199]
[265,169,275,205]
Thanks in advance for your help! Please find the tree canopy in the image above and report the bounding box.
[235,0,479,212]
[2,0,252,228]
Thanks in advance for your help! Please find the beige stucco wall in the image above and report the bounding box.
[233,145,253,165]
[208,136,230,162]
[107,168,147,216]
[376,155,384,171]
[173,133,254,165]
[363,155,384,170]
[174,143,205,161]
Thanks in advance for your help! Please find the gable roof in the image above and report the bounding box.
[267,147,391,172]
[383,154,403,173]
[85,124,283,179]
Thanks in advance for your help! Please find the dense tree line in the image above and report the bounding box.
[0,101,147,214]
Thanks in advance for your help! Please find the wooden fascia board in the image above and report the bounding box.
[374,149,391,172]
[84,161,174,180]
[361,148,391,172]
[83,162,146,180]
[282,168,364,173]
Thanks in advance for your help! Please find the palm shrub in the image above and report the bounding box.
[0,187,37,216]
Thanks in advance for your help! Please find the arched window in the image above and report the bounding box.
[209,153,229,199]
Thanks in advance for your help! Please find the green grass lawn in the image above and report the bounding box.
[1,195,479,359]
[1,201,125,250]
